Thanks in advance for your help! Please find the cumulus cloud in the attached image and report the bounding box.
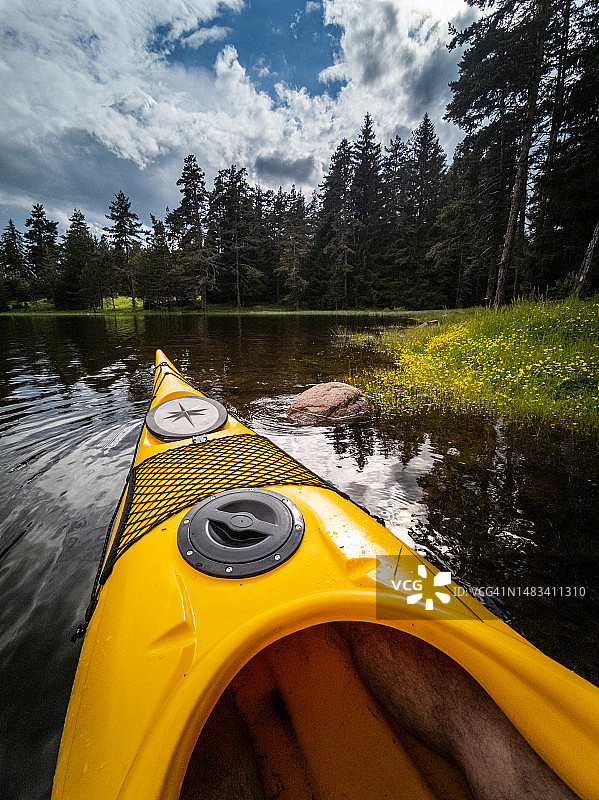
[180,26,232,48]
[320,0,475,148]
[1,0,243,166]
[0,0,475,230]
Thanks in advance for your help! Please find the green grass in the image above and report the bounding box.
[5,298,55,312]
[1,298,428,317]
[102,296,143,310]
[345,298,599,432]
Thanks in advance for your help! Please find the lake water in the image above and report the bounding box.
[1,312,597,799]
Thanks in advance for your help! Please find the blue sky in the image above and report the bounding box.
[157,1,345,98]
[0,0,476,236]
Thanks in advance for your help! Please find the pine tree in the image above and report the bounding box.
[1,220,26,277]
[317,138,355,308]
[246,186,277,303]
[136,216,174,307]
[208,166,252,307]
[494,0,551,305]
[56,209,97,309]
[168,155,215,309]
[409,114,446,226]
[98,236,118,309]
[0,220,27,308]
[447,0,555,304]
[104,191,143,306]
[350,114,383,305]
[399,114,448,308]
[24,204,59,299]
[378,134,413,307]
[269,187,290,303]
[382,135,411,222]
[530,1,599,297]
[176,155,207,246]
[276,186,309,309]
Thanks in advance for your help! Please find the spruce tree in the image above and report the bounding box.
[409,114,446,226]
[447,0,555,304]
[531,1,599,296]
[318,138,355,308]
[137,216,174,307]
[350,114,383,305]
[24,204,59,299]
[1,220,26,278]
[0,220,27,307]
[276,186,309,309]
[56,209,97,309]
[379,134,416,307]
[208,166,252,307]
[168,155,215,309]
[176,155,208,246]
[403,114,447,307]
[246,186,277,303]
[104,191,143,306]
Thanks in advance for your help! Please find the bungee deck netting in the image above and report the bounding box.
[86,433,333,620]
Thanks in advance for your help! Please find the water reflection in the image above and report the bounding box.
[0,312,597,800]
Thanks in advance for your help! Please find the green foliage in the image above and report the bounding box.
[315,138,355,308]
[349,298,599,432]
[1,219,29,308]
[274,186,309,308]
[24,204,59,300]
[54,210,99,309]
[205,166,252,306]
[104,191,143,305]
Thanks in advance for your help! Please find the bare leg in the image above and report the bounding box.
[340,622,580,800]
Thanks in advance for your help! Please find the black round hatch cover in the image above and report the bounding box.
[177,488,304,578]
[146,395,227,441]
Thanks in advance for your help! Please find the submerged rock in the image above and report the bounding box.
[288,382,371,425]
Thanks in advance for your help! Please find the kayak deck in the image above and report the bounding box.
[51,351,599,800]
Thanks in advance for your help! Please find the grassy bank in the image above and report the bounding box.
[346,298,599,432]
[2,297,428,317]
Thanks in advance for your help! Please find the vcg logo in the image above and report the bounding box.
[392,564,452,611]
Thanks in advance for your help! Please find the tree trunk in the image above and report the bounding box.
[343,250,348,308]
[125,246,136,308]
[494,0,549,306]
[547,0,571,167]
[513,172,528,299]
[485,92,506,305]
[235,230,241,309]
[537,0,572,232]
[574,216,599,298]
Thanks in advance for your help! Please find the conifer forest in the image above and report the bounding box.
[1,0,598,311]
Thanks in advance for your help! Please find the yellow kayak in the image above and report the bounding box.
[52,350,599,800]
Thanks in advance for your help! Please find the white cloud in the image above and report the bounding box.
[180,26,232,48]
[320,0,473,149]
[0,0,473,226]
[0,0,244,165]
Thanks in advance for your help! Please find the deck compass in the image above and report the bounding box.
[145,395,228,441]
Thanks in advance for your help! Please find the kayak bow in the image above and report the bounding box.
[52,350,599,800]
